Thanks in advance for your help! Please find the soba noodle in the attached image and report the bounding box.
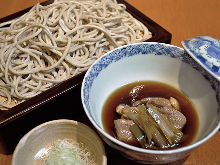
[0,0,151,109]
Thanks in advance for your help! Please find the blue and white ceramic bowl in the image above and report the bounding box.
[81,42,220,164]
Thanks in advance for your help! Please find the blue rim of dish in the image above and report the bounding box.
[181,36,220,82]
[82,42,220,135]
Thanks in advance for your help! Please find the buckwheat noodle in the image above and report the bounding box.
[0,0,151,109]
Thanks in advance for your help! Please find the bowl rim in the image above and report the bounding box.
[81,42,220,155]
[11,119,107,165]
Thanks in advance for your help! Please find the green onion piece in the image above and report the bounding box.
[127,112,152,144]
[130,124,151,148]
[138,109,170,148]
[138,114,152,144]
[126,113,139,121]
[137,104,148,114]
[147,104,183,145]
[144,120,168,148]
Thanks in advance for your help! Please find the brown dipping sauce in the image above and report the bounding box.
[102,81,199,149]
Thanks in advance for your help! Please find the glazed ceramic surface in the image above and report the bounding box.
[81,42,220,164]
[182,36,220,82]
[11,119,107,165]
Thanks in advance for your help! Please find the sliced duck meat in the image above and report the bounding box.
[133,97,172,108]
[133,97,186,130]
[114,119,138,145]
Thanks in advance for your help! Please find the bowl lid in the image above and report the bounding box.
[182,36,220,82]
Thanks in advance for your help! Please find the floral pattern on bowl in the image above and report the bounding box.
[181,36,220,82]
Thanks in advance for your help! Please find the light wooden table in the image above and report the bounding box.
[0,0,220,164]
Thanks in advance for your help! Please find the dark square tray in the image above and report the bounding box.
[0,0,172,154]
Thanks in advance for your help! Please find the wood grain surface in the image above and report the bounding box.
[0,0,220,164]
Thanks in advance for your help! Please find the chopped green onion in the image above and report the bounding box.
[43,138,95,165]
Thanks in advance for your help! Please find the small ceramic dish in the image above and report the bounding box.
[182,36,220,82]
[11,119,107,165]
